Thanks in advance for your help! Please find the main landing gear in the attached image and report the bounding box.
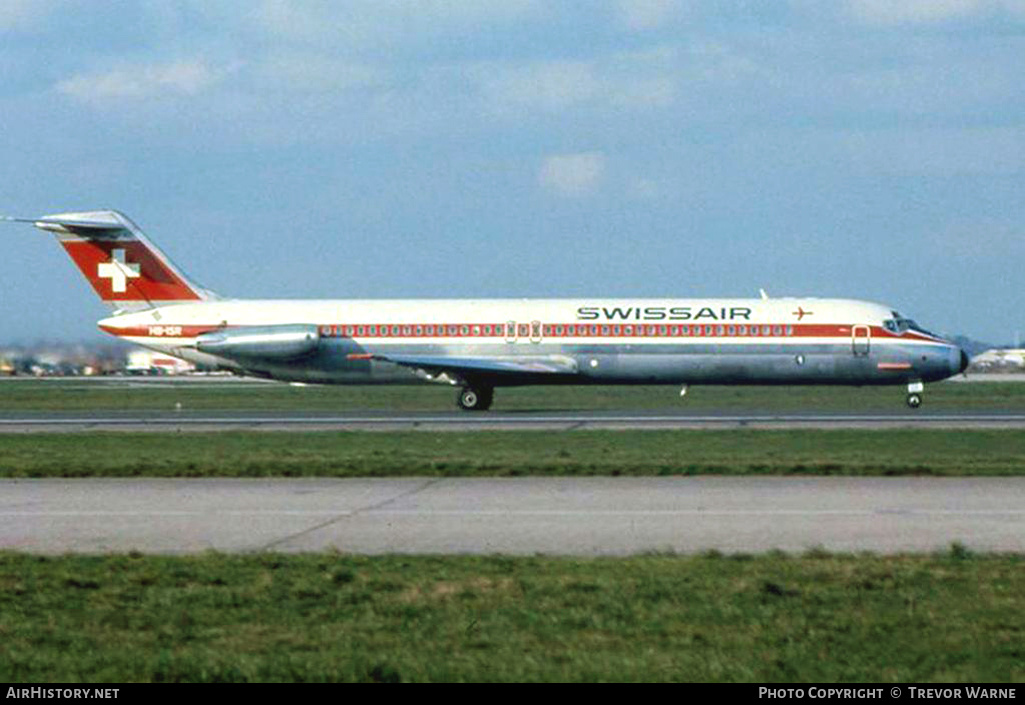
[457,386,494,411]
[906,380,924,409]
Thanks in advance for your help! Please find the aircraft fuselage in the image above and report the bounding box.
[99,297,966,388]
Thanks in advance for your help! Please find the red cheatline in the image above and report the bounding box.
[97,321,941,343]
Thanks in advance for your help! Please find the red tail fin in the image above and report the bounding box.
[32,210,216,308]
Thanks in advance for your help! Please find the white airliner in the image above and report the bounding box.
[3,210,967,410]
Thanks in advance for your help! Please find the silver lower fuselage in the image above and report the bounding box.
[214,337,965,387]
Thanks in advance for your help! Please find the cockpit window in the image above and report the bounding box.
[906,319,937,336]
[884,317,937,337]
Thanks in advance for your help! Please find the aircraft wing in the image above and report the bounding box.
[361,353,579,380]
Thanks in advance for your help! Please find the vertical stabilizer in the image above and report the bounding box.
[27,210,217,309]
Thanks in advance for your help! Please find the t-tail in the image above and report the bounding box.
[2,210,217,310]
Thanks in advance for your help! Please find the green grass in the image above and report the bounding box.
[1,551,1022,682]
[3,382,1022,683]
[2,429,1024,477]
[2,378,1025,412]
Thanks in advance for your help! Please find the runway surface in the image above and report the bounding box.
[3,409,1025,431]
[3,477,1024,555]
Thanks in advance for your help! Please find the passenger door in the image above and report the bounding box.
[852,324,871,356]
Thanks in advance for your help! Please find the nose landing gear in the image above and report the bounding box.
[906,380,924,409]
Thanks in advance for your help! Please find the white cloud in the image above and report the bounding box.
[257,53,385,93]
[248,0,543,46]
[0,0,60,31]
[250,0,328,41]
[828,127,1025,175]
[480,61,601,112]
[845,0,1025,24]
[929,220,1024,259]
[56,60,238,104]
[539,153,607,196]
[475,47,682,115]
[628,177,663,199]
[616,0,686,31]
[685,41,761,83]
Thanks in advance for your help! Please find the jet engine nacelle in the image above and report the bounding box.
[196,324,319,360]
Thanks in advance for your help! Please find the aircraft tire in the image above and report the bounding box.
[458,386,493,411]
[906,393,922,409]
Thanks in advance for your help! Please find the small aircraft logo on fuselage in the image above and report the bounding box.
[792,306,813,321]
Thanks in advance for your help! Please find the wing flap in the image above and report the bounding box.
[364,353,579,378]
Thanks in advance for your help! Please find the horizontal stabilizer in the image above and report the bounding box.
[4,211,128,236]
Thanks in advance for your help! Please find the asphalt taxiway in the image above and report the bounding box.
[3,477,1024,555]
[2,409,1025,431]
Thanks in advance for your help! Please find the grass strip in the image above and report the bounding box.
[1,429,1024,478]
[2,380,1025,412]
[1,550,1022,682]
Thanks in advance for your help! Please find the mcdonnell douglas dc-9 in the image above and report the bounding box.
[3,210,968,410]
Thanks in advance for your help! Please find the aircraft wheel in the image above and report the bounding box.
[906,393,922,409]
[457,386,493,411]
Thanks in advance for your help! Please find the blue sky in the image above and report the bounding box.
[1,0,1023,343]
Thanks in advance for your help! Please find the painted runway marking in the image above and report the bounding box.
[5,509,1025,517]
[3,414,1025,423]
[3,412,1025,432]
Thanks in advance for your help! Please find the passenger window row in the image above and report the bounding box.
[317,323,797,338]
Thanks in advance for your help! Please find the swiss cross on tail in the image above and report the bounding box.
[97,249,141,293]
[60,239,193,302]
[3,210,216,308]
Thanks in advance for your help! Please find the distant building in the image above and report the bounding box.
[125,348,195,375]
[970,349,1025,371]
